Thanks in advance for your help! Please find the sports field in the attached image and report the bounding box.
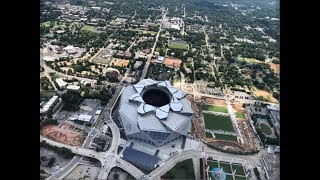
[206,160,247,180]
[235,112,246,119]
[259,123,272,135]
[81,25,95,31]
[202,105,228,113]
[203,113,234,132]
[214,134,237,141]
[168,43,188,49]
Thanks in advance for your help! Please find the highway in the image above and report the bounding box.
[140,8,168,80]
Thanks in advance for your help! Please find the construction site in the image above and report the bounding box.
[41,122,87,147]
[189,94,261,154]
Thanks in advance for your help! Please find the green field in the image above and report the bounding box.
[236,112,246,119]
[202,105,228,113]
[259,123,272,135]
[206,132,213,138]
[168,43,188,49]
[214,134,238,141]
[162,159,195,180]
[219,162,232,174]
[203,114,234,132]
[81,25,95,31]
[232,164,245,176]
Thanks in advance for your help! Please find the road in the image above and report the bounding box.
[140,8,168,80]
[144,143,264,180]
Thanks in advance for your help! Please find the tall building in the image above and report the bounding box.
[118,79,193,147]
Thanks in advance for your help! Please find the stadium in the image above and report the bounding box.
[118,79,193,147]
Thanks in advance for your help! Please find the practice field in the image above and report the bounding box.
[203,105,228,113]
[259,123,272,135]
[162,159,195,180]
[206,160,247,180]
[203,113,234,132]
[214,134,238,141]
[232,164,245,176]
[235,112,246,119]
[168,43,188,49]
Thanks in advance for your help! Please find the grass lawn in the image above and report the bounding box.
[203,114,234,132]
[236,112,246,119]
[219,162,232,174]
[162,159,195,180]
[206,132,213,138]
[81,25,95,31]
[202,105,228,113]
[214,134,238,141]
[232,164,245,176]
[259,123,272,135]
[168,43,188,49]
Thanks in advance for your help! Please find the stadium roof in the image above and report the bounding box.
[122,147,159,172]
[119,79,193,134]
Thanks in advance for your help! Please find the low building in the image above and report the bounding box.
[154,56,164,64]
[95,110,102,115]
[78,114,92,122]
[267,105,280,135]
[40,95,59,114]
[106,68,120,80]
[133,61,143,69]
[55,78,67,89]
[67,85,80,91]
[233,91,253,100]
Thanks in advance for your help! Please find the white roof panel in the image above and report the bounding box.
[159,104,170,113]
[138,104,145,114]
[170,102,183,111]
[156,109,168,119]
[144,104,156,112]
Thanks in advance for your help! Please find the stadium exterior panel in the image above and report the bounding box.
[118,79,193,147]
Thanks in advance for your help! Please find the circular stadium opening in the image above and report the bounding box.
[142,89,170,107]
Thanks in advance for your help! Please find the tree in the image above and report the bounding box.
[113,173,119,180]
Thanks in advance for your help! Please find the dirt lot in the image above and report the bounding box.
[41,123,86,147]
[252,87,278,103]
[163,57,182,68]
[188,96,206,139]
[201,97,227,107]
[268,62,280,75]
[231,101,244,112]
[109,58,129,67]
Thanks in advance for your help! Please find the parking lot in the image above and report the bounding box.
[55,99,103,126]
[40,147,72,174]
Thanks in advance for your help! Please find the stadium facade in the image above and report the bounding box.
[118,79,193,147]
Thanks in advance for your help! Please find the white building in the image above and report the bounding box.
[78,114,93,122]
[154,56,165,64]
[40,95,59,114]
[55,78,67,89]
[95,110,102,115]
[67,85,80,91]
